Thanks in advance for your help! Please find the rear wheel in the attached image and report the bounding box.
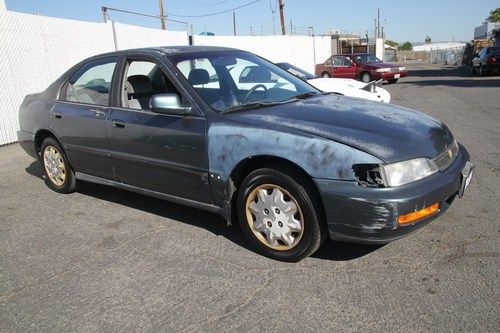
[40,137,76,193]
[236,168,326,262]
[321,72,330,78]
[387,78,398,84]
[361,72,371,83]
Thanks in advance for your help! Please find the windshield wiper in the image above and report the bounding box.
[289,91,319,100]
[221,101,281,114]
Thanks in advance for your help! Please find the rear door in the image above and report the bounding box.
[51,57,120,180]
[107,54,213,204]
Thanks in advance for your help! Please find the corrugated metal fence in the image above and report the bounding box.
[0,10,188,145]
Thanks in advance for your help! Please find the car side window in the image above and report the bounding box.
[325,57,333,66]
[64,61,117,106]
[122,60,182,110]
[341,57,352,66]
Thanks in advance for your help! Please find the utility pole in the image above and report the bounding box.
[278,0,286,35]
[377,8,380,38]
[233,12,236,36]
[159,0,166,30]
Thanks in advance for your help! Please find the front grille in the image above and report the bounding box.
[433,141,459,171]
[390,68,399,72]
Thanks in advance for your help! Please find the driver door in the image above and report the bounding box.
[107,55,212,204]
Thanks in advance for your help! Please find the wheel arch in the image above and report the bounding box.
[34,129,60,156]
[225,154,326,225]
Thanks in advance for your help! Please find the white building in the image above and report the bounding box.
[474,22,500,39]
[413,42,466,52]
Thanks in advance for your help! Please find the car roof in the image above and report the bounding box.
[85,45,242,61]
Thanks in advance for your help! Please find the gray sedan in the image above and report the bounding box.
[17,46,474,261]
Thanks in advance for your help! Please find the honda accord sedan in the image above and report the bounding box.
[18,46,474,262]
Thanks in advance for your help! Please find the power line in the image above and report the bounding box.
[168,0,261,18]
[188,0,231,5]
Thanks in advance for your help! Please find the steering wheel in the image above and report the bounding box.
[242,84,268,102]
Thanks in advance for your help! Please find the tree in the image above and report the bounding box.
[425,35,431,43]
[398,41,413,51]
[486,8,500,22]
[386,39,399,48]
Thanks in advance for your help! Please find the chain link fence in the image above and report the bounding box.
[0,10,188,145]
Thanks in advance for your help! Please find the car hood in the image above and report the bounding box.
[363,62,401,69]
[230,94,454,163]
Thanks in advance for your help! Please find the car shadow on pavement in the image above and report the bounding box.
[25,161,382,261]
[402,67,500,88]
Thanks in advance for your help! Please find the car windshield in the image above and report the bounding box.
[171,51,319,113]
[276,62,317,80]
[353,54,383,63]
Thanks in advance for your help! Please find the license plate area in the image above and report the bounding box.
[458,161,474,197]
[394,74,401,79]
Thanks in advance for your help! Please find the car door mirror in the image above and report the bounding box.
[150,93,191,116]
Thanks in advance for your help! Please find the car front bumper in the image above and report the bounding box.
[373,71,407,81]
[314,144,472,243]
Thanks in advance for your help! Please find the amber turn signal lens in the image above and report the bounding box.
[398,203,440,224]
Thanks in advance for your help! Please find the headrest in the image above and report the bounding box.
[241,67,271,83]
[188,69,210,85]
[127,75,152,94]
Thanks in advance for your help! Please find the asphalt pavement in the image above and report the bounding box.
[0,64,499,331]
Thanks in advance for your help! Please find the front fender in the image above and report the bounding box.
[207,123,383,206]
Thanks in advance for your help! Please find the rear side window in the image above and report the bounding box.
[64,61,117,105]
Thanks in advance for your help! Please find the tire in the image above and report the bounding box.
[40,137,76,193]
[387,78,398,84]
[236,168,326,262]
[321,72,330,78]
[361,72,371,83]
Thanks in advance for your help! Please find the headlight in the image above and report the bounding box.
[380,158,438,187]
[375,68,391,73]
[399,66,406,71]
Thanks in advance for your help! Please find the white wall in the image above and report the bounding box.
[193,35,332,74]
[113,22,188,50]
[0,10,188,145]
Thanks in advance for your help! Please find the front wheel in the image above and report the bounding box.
[40,137,76,193]
[361,72,371,83]
[321,72,330,78]
[387,78,398,84]
[236,168,325,262]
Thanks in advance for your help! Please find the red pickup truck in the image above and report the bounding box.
[315,53,407,84]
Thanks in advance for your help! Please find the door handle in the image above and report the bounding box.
[112,120,125,128]
[54,112,62,119]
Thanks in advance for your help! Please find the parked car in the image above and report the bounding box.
[315,53,407,83]
[18,46,473,262]
[471,46,500,76]
[276,62,390,103]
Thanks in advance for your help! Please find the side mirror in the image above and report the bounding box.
[296,73,308,81]
[150,93,191,116]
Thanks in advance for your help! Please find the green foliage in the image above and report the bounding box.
[398,41,413,51]
[425,36,431,43]
[487,8,500,22]
[386,39,399,48]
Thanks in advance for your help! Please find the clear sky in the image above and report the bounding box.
[5,0,499,42]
